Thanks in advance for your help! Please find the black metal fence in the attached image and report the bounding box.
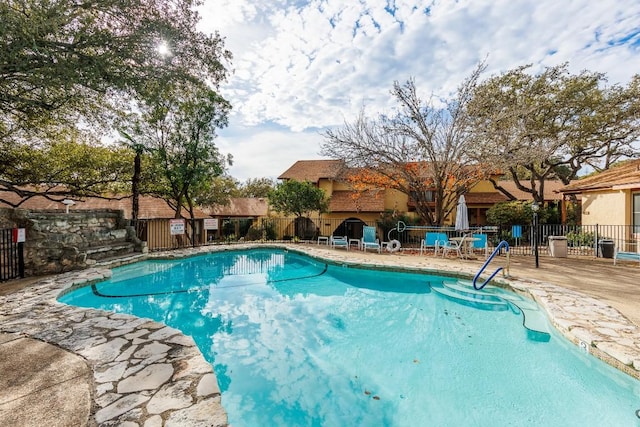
[489,223,638,257]
[5,218,635,280]
[1,228,24,281]
[201,217,639,259]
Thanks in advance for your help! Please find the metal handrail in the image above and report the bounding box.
[473,240,510,290]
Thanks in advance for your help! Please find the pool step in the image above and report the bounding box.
[459,280,550,337]
[498,294,550,336]
[442,281,505,303]
[434,280,551,338]
[430,281,509,311]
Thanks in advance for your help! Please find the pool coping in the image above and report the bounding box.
[1,243,640,426]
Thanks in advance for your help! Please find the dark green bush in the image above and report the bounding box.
[245,226,263,241]
[487,201,551,226]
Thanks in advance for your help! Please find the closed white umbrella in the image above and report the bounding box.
[455,195,469,232]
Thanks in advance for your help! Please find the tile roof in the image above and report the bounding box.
[329,190,385,212]
[560,159,640,193]
[464,192,510,204]
[202,198,269,217]
[0,192,210,219]
[496,180,566,201]
[465,181,568,204]
[278,160,346,182]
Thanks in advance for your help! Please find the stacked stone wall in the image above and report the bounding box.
[1,208,145,276]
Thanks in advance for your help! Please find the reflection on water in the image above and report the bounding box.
[59,248,640,427]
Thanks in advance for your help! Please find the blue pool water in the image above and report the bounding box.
[59,249,640,426]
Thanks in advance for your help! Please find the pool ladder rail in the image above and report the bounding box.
[473,240,510,290]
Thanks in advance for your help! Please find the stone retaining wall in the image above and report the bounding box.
[1,208,146,276]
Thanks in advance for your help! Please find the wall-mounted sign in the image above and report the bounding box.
[170,219,185,235]
[204,218,219,230]
[12,228,26,243]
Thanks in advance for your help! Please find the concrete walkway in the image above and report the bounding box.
[1,244,639,426]
[0,333,92,427]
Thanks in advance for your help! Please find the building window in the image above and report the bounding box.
[410,190,435,202]
[424,190,435,202]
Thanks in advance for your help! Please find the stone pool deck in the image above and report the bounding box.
[1,243,639,426]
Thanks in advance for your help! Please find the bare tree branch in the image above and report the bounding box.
[322,63,488,225]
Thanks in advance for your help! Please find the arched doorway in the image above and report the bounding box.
[334,217,366,239]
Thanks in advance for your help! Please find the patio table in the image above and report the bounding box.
[449,236,479,259]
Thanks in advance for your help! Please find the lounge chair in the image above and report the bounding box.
[330,235,349,250]
[614,247,640,265]
[361,226,381,253]
[471,233,489,258]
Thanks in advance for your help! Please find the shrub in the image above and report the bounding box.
[566,231,595,247]
[262,219,277,241]
[487,201,551,226]
[245,226,263,241]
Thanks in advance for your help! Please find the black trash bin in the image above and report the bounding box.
[598,239,615,258]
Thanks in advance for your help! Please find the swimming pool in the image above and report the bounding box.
[59,248,640,426]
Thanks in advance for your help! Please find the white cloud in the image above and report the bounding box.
[200,0,640,180]
[217,124,326,181]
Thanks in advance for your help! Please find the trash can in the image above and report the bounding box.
[598,239,615,258]
[548,236,568,258]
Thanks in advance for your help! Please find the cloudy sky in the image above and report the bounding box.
[197,0,640,182]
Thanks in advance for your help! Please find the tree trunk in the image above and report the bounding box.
[131,150,141,226]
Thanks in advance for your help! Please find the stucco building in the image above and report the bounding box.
[561,159,640,250]
[278,159,565,237]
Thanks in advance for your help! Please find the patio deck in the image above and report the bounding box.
[1,244,639,426]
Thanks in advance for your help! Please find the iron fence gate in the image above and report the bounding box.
[1,228,24,281]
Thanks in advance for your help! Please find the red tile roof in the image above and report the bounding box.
[278,160,346,182]
[560,159,640,193]
[0,192,210,219]
[329,190,385,212]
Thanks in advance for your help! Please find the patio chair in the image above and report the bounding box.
[361,226,381,253]
[441,236,464,258]
[420,232,449,256]
[330,235,349,250]
[471,233,489,258]
[420,232,438,255]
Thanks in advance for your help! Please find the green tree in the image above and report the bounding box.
[1,0,230,143]
[195,175,241,207]
[1,0,232,205]
[0,132,133,207]
[123,82,231,242]
[486,201,551,226]
[467,64,640,204]
[239,178,275,198]
[268,180,328,218]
